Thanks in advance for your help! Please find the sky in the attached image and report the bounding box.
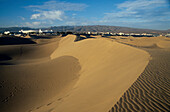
[0,0,169,30]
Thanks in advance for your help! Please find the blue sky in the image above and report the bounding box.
[0,0,169,30]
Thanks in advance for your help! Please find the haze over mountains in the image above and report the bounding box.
[0,25,170,34]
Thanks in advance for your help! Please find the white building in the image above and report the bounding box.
[118,32,125,35]
[19,29,53,34]
[87,32,91,34]
[19,29,38,34]
[4,31,10,35]
[165,34,170,37]
[38,29,43,34]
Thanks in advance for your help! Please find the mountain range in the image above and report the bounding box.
[0,25,169,34]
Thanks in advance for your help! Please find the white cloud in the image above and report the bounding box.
[25,0,88,27]
[31,14,40,19]
[30,10,64,21]
[117,0,166,10]
[24,22,41,27]
[18,16,25,20]
[26,0,87,11]
[101,0,170,29]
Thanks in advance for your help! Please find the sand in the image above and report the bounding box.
[117,36,170,49]
[109,36,170,112]
[0,36,81,112]
[0,35,169,112]
[43,35,149,112]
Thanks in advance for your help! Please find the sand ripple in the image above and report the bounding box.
[109,48,170,112]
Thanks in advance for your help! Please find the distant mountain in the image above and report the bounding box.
[0,26,169,34]
[165,29,170,33]
[0,27,34,33]
[50,25,169,34]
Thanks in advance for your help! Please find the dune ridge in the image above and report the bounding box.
[39,35,149,112]
[0,34,151,112]
[117,37,170,49]
[109,37,170,112]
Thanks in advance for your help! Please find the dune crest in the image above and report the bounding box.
[45,35,150,112]
[0,35,151,112]
[117,37,170,49]
[109,36,170,112]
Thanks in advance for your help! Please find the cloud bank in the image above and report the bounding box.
[22,0,169,29]
[24,0,88,27]
[30,10,64,21]
[101,0,170,29]
[27,0,87,21]
[26,0,88,11]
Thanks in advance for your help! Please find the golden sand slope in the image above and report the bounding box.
[0,35,150,112]
[39,35,149,112]
[117,36,170,49]
[0,38,61,63]
[109,37,170,112]
[0,38,81,112]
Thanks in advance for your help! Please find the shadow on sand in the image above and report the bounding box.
[75,34,95,42]
[0,37,36,45]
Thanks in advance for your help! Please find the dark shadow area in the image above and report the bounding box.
[75,34,95,42]
[30,35,57,39]
[0,54,12,61]
[0,54,14,65]
[0,37,36,45]
[84,34,95,39]
[0,62,14,65]
[101,34,112,38]
[74,34,86,42]
[61,34,68,37]
[131,35,153,37]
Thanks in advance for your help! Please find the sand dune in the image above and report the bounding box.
[0,38,61,64]
[0,37,81,112]
[44,35,149,112]
[0,56,81,112]
[0,35,149,112]
[117,36,170,49]
[1,35,169,112]
[109,37,170,112]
